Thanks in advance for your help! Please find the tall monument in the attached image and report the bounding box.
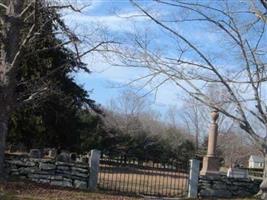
[200,110,220,176]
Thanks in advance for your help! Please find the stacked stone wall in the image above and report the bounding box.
[4,154,90,189]
[198,175,261,198]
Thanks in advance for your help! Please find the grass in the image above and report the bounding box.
[0,192,35,200]
[98,170,188,197]
[0,180,140,200]
[0,179,259,200]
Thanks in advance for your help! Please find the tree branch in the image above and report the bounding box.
[0,3,7,9]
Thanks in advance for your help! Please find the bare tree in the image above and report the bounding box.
[180,96,205,150]
[109,89,149,118]
[0,0,114,178]
[106,89,164,136]
[217,131,263,168]
[165,105,180,129]
[181,84,236,150]
[105,89,193,152]
[112,0,267,197]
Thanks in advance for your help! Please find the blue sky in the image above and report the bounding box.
[61,0,231,113]
[62,0,191,115]
[62,0,266,122]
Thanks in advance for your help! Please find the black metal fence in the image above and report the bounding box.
[98,156,189,197]
[240,167,264,179]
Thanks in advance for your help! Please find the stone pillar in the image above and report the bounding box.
[200,110,220,176]
[88,149,101,190]
[188,159,200,198]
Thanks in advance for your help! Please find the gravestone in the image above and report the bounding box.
[29,149,42,158]
[200,110,220,176]
[70,153,77,162]
[48,149,57,158]
[56,151,70,162]
[17,143,27,152]
[43,148,50,156]
[227,168,248,178]
[81,156,88,163]
[9,145,16,153]
[75,155,82,162]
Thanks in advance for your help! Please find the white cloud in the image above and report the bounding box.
[63,9,152,33]
[83,0,104,11]
[55,0,103,11]
[84,54,149,85]
[78,53,186,108]
[66,3,219,111]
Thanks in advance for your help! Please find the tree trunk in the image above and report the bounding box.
[0,0,24,177]
[0,87,14,178]
[0,104,8,179]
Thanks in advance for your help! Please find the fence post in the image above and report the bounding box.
[88,149,101,190]
[188,159,200,198]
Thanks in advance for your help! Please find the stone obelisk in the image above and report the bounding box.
[200,110,220,176]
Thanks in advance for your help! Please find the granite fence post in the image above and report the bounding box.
[188,159,200,198]
[88,149,101,190]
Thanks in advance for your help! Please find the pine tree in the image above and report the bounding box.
[6,1,100,152]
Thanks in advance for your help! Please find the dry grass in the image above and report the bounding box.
[0,180,140,200]
[0,179,258,200]
[98,169,188,197]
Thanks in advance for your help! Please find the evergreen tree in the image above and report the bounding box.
[5,1,100,152]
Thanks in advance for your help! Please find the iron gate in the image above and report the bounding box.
[98,156,189,197]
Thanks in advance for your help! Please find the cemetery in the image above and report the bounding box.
[1,0,267,199]
[1,110,264,199]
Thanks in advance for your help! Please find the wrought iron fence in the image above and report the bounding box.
[98,155,189,197]
[240,167,264,179]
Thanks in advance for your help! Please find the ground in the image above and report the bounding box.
[98,168,188,197]
[0,180,257,200]
[0,180,139,200]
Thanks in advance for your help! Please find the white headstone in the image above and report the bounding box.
[227,167,248,178]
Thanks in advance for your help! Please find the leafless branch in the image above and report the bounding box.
[114,0,266,146]
[48,4,88,13]
[261,0,267,10]
[10,24,36,70]
[0,3,7,9]
[19,1,35,18]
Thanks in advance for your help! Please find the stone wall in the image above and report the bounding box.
[4,154,90,190]
[198,175,261,198]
